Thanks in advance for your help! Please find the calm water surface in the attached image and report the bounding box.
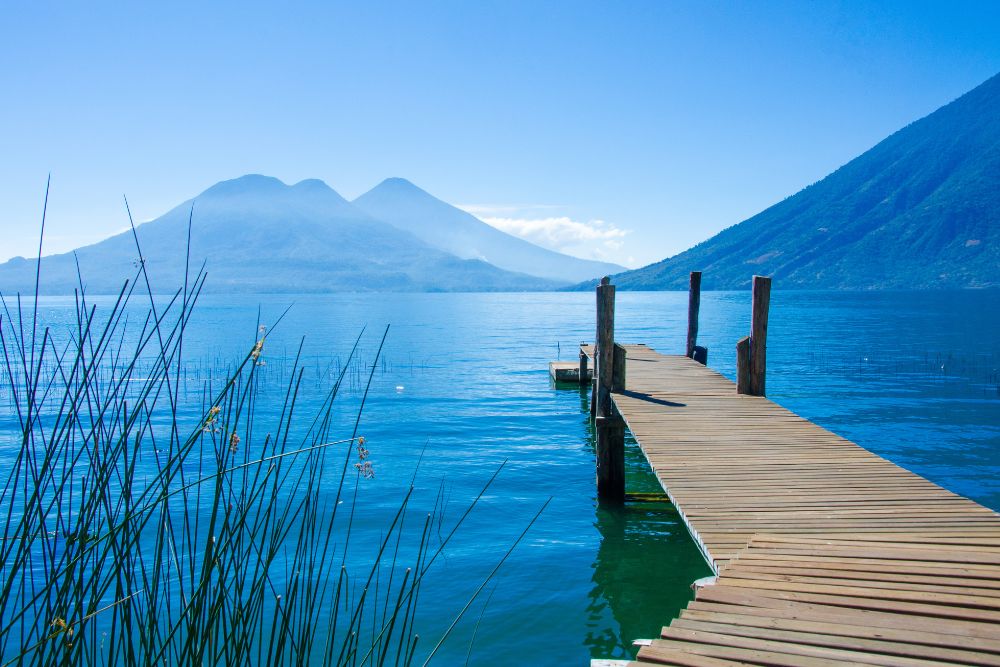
[3,290,998,664]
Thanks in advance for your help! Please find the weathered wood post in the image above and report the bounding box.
[736,336,751,394]
[578,343,589,385]
[686,271,702,358]
[692,346,708,365]
[596,277,615,416]
[595,277,625,501]
[612,343,626,391]
[749,275,771,396]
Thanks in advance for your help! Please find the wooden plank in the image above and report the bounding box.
[720,564,1000,588]
[697,582,1000,623]
[641,637,899,667]
[676,609,1000,653]
[685,600,1000,641]
[718,575,1000,606]
[660,626,987,666]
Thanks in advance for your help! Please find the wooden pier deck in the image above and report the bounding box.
[585,344,1000,667]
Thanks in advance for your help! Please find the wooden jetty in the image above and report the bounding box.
[579,274,1000,667]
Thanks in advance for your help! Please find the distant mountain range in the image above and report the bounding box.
[353,177,621,283]
[579,71,1000,290]
[0,176,623,295]
[7,72,996,295]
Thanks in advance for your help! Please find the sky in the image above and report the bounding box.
[2,1,1000,269]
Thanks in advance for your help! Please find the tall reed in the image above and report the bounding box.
[0,200,542,665]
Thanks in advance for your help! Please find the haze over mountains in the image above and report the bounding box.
[585,71,1000,290]
[0,176,620,295]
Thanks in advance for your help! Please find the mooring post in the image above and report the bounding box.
[736,336,751,394]
[686,271,702,358]
[596,277,615,417]
[595,277,625,501]
[612,343,626,392]
[749,275,771,396]
[578,343,589,385]
[692,346,708,365]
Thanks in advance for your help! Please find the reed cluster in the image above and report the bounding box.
[0,211,542,665]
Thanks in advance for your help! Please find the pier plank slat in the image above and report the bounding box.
[584,345,1000,666]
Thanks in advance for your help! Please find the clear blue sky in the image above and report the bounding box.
[3,1,999,268]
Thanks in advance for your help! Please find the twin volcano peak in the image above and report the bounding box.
[200,174,424,199]
[0,173,622,293]
[199,174,345,202]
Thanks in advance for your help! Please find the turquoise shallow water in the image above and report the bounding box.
[2,289,999,664]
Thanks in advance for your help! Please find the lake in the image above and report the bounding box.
[2,289,998,665]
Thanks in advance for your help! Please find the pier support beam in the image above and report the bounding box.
[595,277,625,501]
[579,344,589,385]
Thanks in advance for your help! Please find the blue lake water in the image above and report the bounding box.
[2,289,999,664]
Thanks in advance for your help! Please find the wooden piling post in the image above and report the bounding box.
[736,336,751,394]
[578,344,589,385]
[612,343,626,392]
[595,277,624,501]
[686,271,702,358]
[596,277,615,419]
[692,346,708,365]
[749,275,771,396]
[596,417,625,501]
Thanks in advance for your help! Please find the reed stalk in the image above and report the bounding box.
[0,200,543,665]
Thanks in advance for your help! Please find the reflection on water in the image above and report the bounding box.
[587,498,710,658]
[571,383,713,659]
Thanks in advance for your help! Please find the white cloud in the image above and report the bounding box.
[478,215,630,264]
[457,203,564,216]
[457,203,634,266]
